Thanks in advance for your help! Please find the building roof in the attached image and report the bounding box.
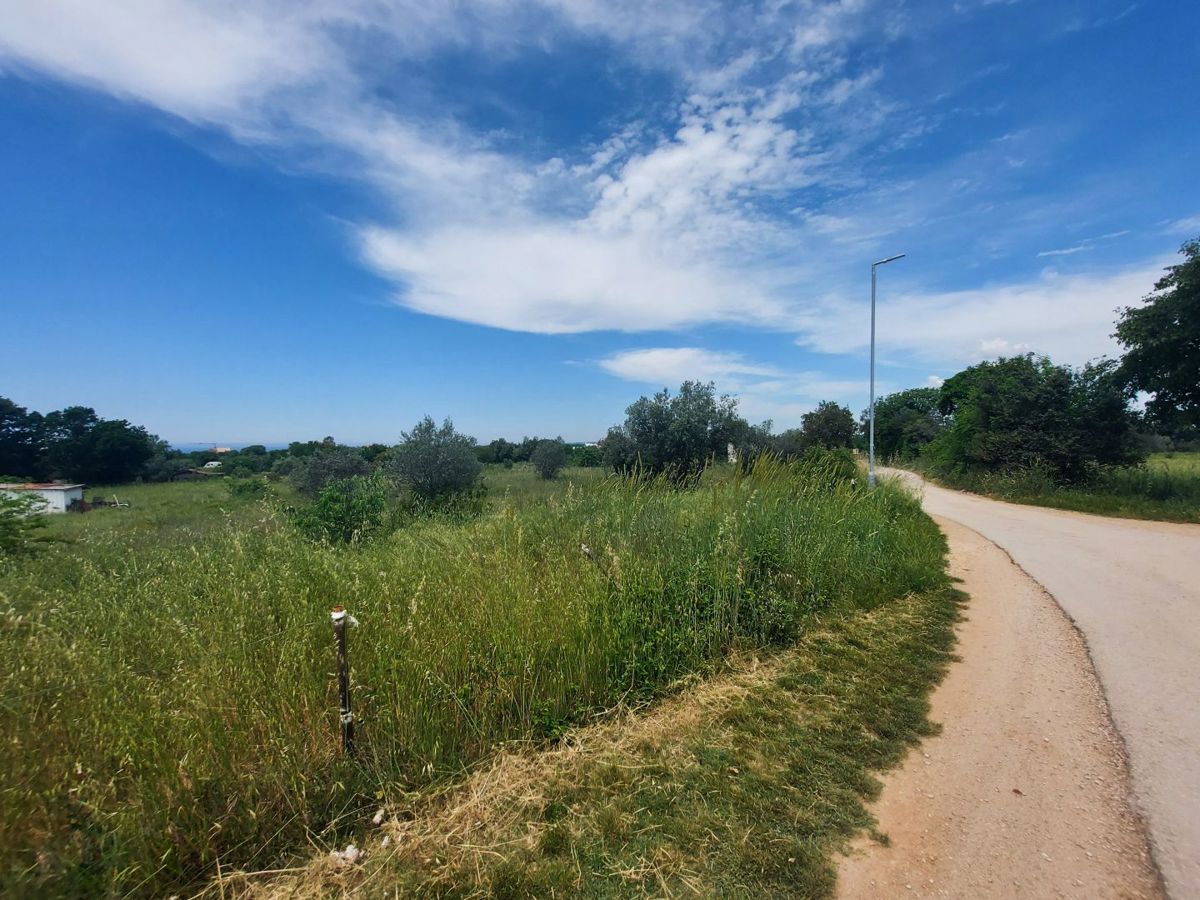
[0,483,86,490]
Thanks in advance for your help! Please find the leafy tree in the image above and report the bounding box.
[40,406,100,479]
[476,438,515,465]
[1115,238,1200,437]
[928,354,1141,482]
[773,428,809,459]
[600,381,746,478]
[800,401,856,449]
[0,398,44,479]
[567,444,603,467]
[84,419,156,483]
[289,446,370,496]
[390,416,482,500]
[863,387,946,460]
[530,439,568,479]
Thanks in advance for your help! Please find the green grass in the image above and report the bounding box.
[912,453,1200,523]
[245,584,961,898]
[0,458,948,897]
[1148,451,1200,474]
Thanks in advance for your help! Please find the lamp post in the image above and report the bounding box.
[869,253,906,488]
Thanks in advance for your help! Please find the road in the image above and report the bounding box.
[887,470,1200,898]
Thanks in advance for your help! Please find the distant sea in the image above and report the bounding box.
[170,443,291,453]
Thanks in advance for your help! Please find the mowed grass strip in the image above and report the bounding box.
[229,584,960,899]
[0,457,948,896]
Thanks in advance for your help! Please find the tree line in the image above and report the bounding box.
[869,237,1199,482]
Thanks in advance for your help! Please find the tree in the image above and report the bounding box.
[84,419,156,483]
[40,406,99,479]
[1115,238,1200,438]
[289,445,370,496]
[530,439,568,480]
[929,354,1141,482]
[0,398,43,479]
[800,401,856,449]
[600,381,746,478]
[390,416,482,500]
[862,387,946,460]
[773,428,809,459]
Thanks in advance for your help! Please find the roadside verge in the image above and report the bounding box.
[212,585,961,898]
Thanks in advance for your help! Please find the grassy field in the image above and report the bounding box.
[912,452,1200,523]
[1,459,949,896]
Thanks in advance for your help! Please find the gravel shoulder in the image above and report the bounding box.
[838,517,1162,899]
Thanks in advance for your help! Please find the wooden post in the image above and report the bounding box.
[331,606,355,756]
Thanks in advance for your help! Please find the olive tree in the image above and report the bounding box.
[390,416,482,500]
[530,439,567,480]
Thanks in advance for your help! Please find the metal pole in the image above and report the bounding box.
[331,606,355,756]
[869,264,877,488]
[867,253,905,488]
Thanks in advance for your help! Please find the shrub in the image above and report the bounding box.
[530,439,567,480]
[0,491,45,557]
[390,416,482,500]
[225,476,270,500]
[288,446,369,496]
[290,473,391,544]
[600,381,745,479]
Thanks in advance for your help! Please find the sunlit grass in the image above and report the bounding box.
[0,457,946,896]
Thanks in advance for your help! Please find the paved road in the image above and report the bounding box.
[886,470,1199,898]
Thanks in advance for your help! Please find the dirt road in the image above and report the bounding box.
[853,471,1199,898]
[839,517,1161,898]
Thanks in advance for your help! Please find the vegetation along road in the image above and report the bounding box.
[886,469,1200,898]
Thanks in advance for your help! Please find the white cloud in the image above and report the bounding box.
[1162,215,1200,236]
[599,347,779,383]
[598,347,872,425]
[0,0,911,337]
[360,225,785,333]
[1037,244,1090,257]
[795,260,1168,366]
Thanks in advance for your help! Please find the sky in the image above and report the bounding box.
[1,1,1197,445]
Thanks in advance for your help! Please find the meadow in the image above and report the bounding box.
[0,459,948,896]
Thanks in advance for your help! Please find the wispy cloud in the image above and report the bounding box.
[1162,215,1200,236]
[1036,228,1129,258]
[795,260,1168,366]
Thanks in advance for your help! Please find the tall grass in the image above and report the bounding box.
[913,455,1200,522]
[0,456,946,896]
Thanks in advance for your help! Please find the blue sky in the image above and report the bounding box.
[1,0,1197,445]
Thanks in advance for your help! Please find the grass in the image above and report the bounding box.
[229,585,961,899]
[0,458,949,896]
[911,452,1200,523]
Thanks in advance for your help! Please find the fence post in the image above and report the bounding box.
[331,606,355,756]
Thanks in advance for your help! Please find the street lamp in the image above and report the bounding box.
[869,253,906,488]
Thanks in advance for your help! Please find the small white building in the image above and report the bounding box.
[0,483,86,514]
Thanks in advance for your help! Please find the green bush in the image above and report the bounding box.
[0,492,45,557]
[290,473,391,544]
[225,475,270,500]
[390,417,482,500]
[530,439,568,480]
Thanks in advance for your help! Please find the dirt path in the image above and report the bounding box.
[886,470,1199,897]
[838,518,1161,899]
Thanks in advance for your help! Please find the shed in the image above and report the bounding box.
[0,483,86,514]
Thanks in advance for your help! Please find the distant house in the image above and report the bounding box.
[0,482,86,514]
[213,447,232,454]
